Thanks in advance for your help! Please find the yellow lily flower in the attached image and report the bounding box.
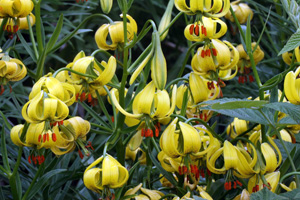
[111,81,177,121]
[100,0,113,14]
[159,118,201,158]
[236,42,264,70]
[83,154,129,193]
[29,75,76,106]
[207,140,258,178]
[11,116,91,156]
[174,0,230,18]
[0,0,34,18]
[95,14,137,50]
[280,181,296,192]
[184,16,227,42]
[0,55,27,85]
[124,183,165,200]
[70,56,116,90]
[278,129,293,143]
[191,39,239,79]
[248,171,280,193]
[0,12,36,33]
[176,73,220,121]
[282,47,300,65]
[22,91,69,124]
[284,67,300,104]
[172,191,193,200]
[226,118,248,139]
[260,138,282,174]
[225,1,253,24]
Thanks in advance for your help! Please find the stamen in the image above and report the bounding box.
[189,24,194,35]
[76,93,79,100]
[13,25,18,33]
[111,116,114,122]
[194,24,199,36]
[80,92,86,102]
[141,128,145,137]
[38,134,42,142]
[28,156,32,164]
[203,27,207,36]
[78,149,84,159]
[234,181,237,189]
[52,133,57,142]
[249,75,254,82]
[88,93,92,103]
[43,134,46,143]
[178,166,182,175]
[212,48,218,56]
[155,126,159,137]
[0,85,4,95]
[46,133,49,141]
[201,49,205,58]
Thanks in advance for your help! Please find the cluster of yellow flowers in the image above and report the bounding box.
[5,0,300,199]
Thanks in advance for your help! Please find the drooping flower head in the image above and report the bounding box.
[0,53,27,94]
[83,154,129,194]
[0,0,34,18]
[284,67,300,105]
[175,0,230,18]
[95,14,137,50]
[191,39,239,81]
[184,16,227,42]
[225,0,253,24]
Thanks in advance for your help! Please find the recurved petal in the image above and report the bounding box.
[91,56,116,88]
[95,24,117,50]
[223,141,238,170]
[10,124,28,147]
[179,122,201,154]
[83,168,103,192]
[132,82,155,115]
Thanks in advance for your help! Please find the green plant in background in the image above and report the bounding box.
[2,0,300,199]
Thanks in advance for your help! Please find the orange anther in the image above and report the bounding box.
[52,133,57,142]
[194,24,199,36]
[189,24,194,35]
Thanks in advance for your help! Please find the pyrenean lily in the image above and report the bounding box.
[284,67,300,104]
[29,75,76,106]
[100,0,113,14]
[159,118,201,158]
[175,73,220,121]
[84,154,129,193]
[174,0,230,18]
[236,42,264,69]
[184,16,227,42]
[197,186,213,200]
[248,171,280,193]
[260,138,282,174]
[0,12,35,33]
[0,54,27,88]
[111,81,177,122]
[157,151,183,172]
[226,118,248,139]
[95,14,137,50]
[282,47,300,65]
[232,189,250,200]
[191,39,239,80]
[280,181,296,192]
[22,91,69,124]
[70,56,116,90]
[225,1,253,24]
[0,0,34,18]
[207,140,258,178]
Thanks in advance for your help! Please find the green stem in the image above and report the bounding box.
[280,172,300,184]
[35,0,43,54]
[52,67,96,79]
[0,18,8,45]
[151,137,160,153]
[26,15,39,59]
[11,147,23,177]
[90,123,113,132]
[22,163,45,200]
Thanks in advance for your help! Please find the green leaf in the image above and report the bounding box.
[1,127,10,173]
[250,187,288,200]
[27,169,67,200]
[16,32,37,63]
[280,189,300,199]
[211,100,267,109]
[264,102,300,124]
[46,14,64,52]
[278,31,300,55]
[148,150,178,187]
[79,102,110,128]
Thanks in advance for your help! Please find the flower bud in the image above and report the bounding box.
[151,31,167,90]
[100,0,113,14]
[158,0,174,41]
